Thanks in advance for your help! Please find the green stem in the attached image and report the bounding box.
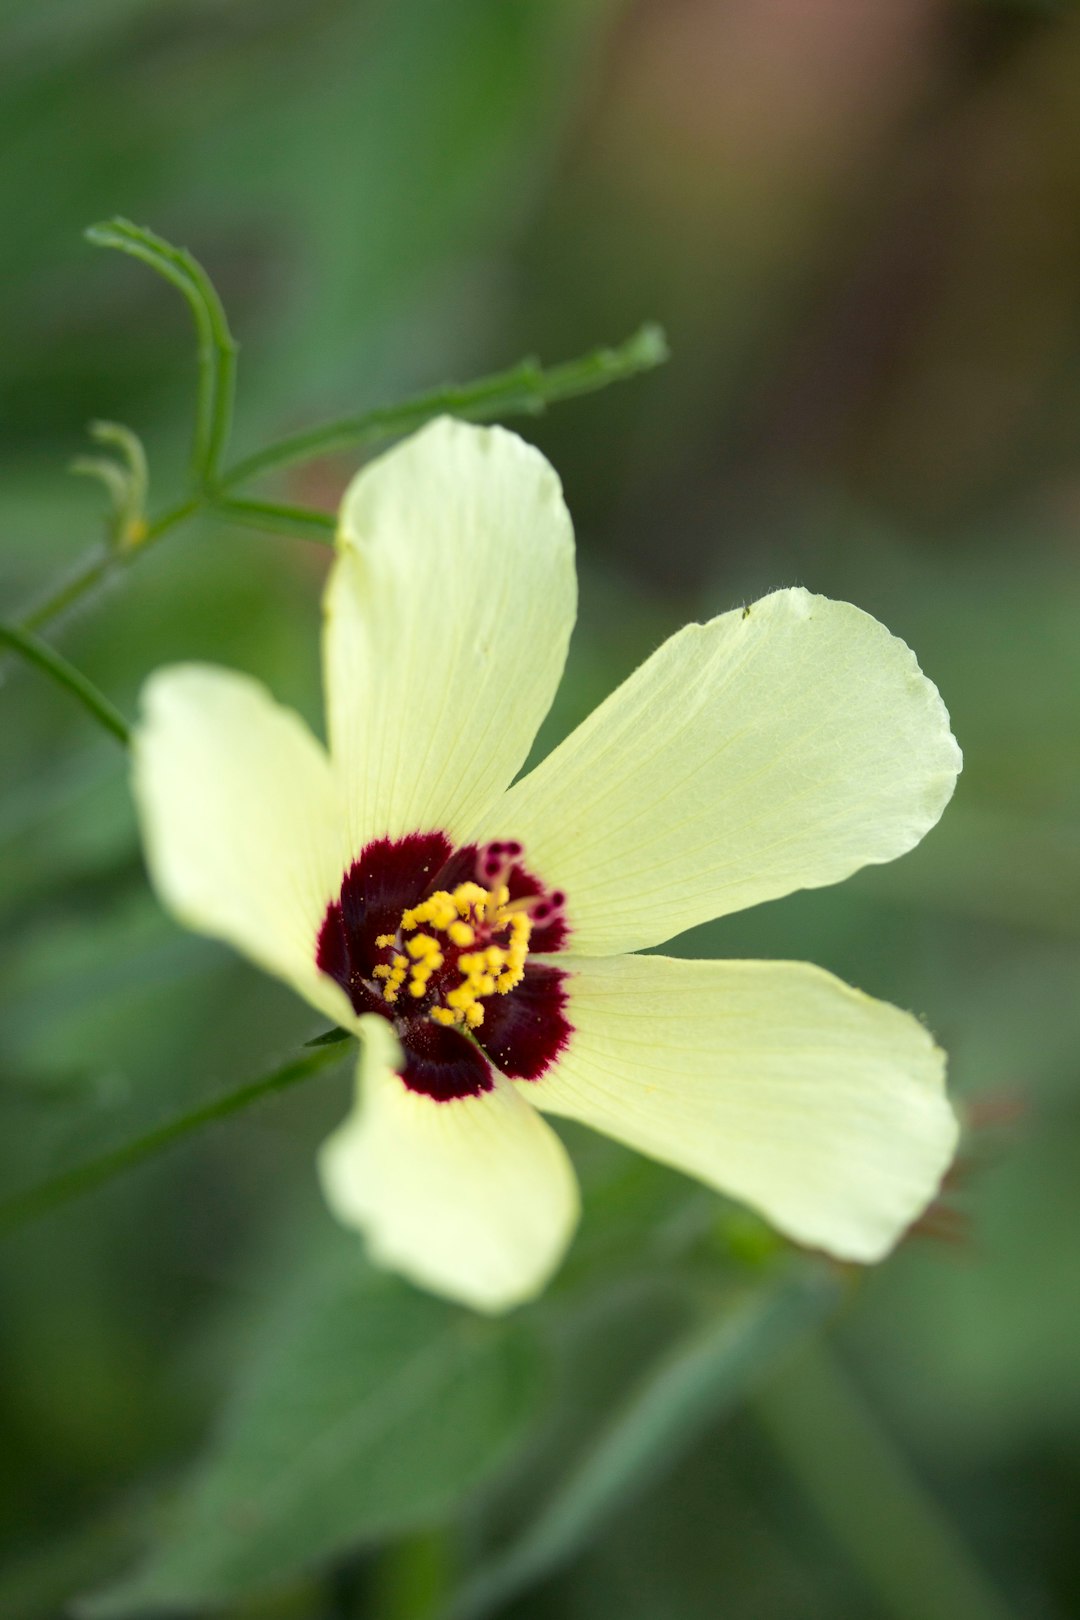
[86,220,237,490]
[205,303,237,490]
[213,496,337,541]
[18,547,114,634]
[0,1040,347,1237]
[17,499,200,634]
[15,326,666,640]
[225,322,668,487]
[439,1269,835,1620]
[755,1339,1016,1620]
[0,622,130,746]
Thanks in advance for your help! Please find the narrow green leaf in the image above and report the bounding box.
[17,314,665,640]
[86,218,237,489]
[0,622,130,748]
[87,420,149,504]
[69,455,132,518]
[305,1026,352,1048]
[80,1255,545,1616]
[69,423,150,548]
[0,1041,345,1236]
[214,496,337,542]
[222,322,669,488]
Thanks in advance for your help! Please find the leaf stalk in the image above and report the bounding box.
[0,622,131,747]
[0,1039,347,1237]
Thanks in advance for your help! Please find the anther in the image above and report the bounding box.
[372,863,541,1024]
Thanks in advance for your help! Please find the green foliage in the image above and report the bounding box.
[86,218,237,489]
[4,211,663,733]
[0,1042,345,1236]
[0,622,130,749]
[442,1270,836,1620]
[82,1250,545,1615]
[3,2,1080,1618]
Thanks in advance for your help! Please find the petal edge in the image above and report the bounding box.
[475,590,962,954]
[319,1017,580,1312]
[133,663,354,1026]
[534,953,958,1262]
[324,417,577,851]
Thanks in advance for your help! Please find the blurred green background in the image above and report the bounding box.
[2,1,1079,1616]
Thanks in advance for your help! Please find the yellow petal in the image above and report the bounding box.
[133,665,354,1028]
[319,1016,580,1312]
[473,590,961,955]
[535,954,957,1262]
[324,417,576,851]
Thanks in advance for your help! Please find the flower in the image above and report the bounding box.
[133,417,961,1312]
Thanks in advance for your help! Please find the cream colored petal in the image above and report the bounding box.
[133,664,354,1027]
[324,416,576,852]
[319,1017,580,1312]
[474,590,961,955]
[536,954,957,1262]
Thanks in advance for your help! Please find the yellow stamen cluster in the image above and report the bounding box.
[372,938,409,1002]
[375,881,532,1031]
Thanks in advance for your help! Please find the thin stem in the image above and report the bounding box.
[86,220,237,490]
[224,322,668,487]
[16,499,201,634]
[0,1039,347,1237]
[18,547,115,634]
[140,495,204,549]
[0,622,130,746]
[205,303,238,489]
[14,326,667,640]
[214,496,337,541]
[438,1268,835,1620]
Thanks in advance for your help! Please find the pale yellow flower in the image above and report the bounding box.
[133,418,961,1312]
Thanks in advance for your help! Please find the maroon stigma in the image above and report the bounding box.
[316,832,571,1102]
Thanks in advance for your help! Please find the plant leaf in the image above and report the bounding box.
[85,218,237,488]
[80,1248,545,1615]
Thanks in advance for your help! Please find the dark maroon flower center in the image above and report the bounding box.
[316,833,571,1102]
